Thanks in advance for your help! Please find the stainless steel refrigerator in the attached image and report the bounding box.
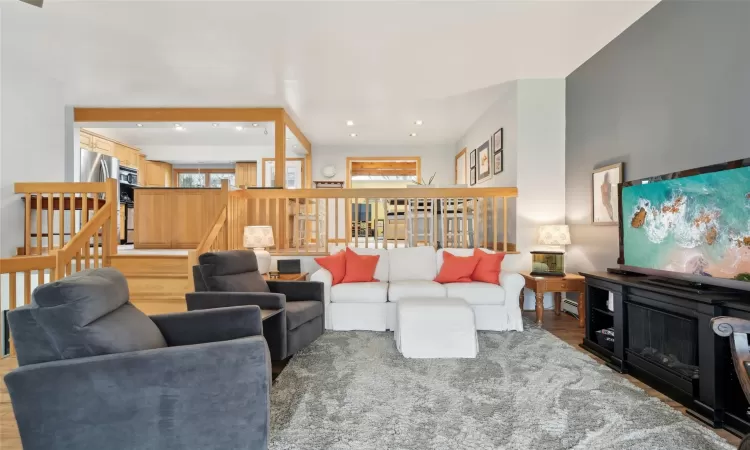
[79,148,120,237]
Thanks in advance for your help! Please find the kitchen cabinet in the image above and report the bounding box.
[92,136,114,156]
[133,190,172,248]
[114,143,139,168]
[136,154,146,185]
[144,161,173,187]
[80,131,93,150]
[235,161,258,187]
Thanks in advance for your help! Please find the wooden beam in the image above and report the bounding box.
[351,161,417,170]
[351,169,417,177]
[274,119,286,188]
[283,111,312,152]
[74,108,285,123]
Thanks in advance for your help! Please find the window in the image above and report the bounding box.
[174,169,235,188]
[262,159,305,189]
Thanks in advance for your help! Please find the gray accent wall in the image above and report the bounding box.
[565,0,750,273]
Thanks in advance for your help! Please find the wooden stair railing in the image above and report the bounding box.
[14,180,118,257]
[187,179,231,289]
[54,199,114,279]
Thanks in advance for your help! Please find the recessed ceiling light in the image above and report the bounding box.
[174,124,185,131]
[349,133,357,137]
[136,123,143,127]
[235,126,244,131]
[252,123,259,127]
[212,123,219,127]
[346,120,355,126]
[414,120,423,126]
[409,133,418,137]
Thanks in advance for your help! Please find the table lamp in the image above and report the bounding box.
[243,225,274,274]
[531,225,571,277]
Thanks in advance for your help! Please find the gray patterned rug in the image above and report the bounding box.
[269,322,733,450]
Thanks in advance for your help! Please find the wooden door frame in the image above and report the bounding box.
[455,148,467,184]
[344,156,422,242]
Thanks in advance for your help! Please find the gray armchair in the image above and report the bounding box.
[188,250,324,361]
[5,268,271,450]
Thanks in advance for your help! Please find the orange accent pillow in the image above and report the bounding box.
[314,251,346,285]
[341,248,380,283]
[471,249,505,285]
[434,252,480,283]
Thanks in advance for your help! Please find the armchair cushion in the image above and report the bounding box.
[150,306,263,346]
[16,268,167,362]
[267,280,324,302]
[186,291,285,311]
[198,250,270,293]
[286,301,323,331]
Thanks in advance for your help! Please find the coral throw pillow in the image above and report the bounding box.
[314,251,347,285]
[341,248,380,283]
[434,252,480,283]
[472,249,505,285]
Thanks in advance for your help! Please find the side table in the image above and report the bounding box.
[519,272,585,327]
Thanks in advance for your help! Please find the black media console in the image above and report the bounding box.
[580,271,750,437]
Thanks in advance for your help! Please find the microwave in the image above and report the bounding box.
[119,167,138,185]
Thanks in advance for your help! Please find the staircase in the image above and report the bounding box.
[109,254,189,315]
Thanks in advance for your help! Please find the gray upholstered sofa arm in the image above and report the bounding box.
[267,280,324,302]
[150,305,263,346]
[186,291,285,311]
[4,337,271,450]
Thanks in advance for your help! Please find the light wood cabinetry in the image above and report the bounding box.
[134,188,223,249]
[136,154,146,186]
[114,143,139,168]
[144,161,173,187]
[92,136,114,155]
[235,162,258,187]
[80,131,93,150]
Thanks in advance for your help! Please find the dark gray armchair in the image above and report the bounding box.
[5,268,271,450]
[188,250,324,361]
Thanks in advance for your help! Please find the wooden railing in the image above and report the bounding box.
[187,179,230,287]
[14,181,118,257]
[225,187,518,254]
[54,200,115,279]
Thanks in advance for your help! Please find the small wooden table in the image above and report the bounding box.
[261,309,283,321]
[520,272,585,327]
[263,272,308,281]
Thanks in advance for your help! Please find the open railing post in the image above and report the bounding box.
[106,179,118,256]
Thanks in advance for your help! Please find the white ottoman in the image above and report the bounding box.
[395,297,478,358]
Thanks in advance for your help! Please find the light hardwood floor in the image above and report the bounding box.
[0,311,741,448]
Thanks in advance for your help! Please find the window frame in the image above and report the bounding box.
[173,168,236,188]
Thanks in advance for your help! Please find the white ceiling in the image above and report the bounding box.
[5,0,658,145]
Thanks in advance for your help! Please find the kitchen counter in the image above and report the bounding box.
[134,188,225,249]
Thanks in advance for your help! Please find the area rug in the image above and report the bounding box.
[269,322,733,450]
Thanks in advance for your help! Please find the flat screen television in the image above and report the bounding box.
[618,158,750,291]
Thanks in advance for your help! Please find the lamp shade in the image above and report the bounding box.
[538,225,571,245]
[243,226,274,249]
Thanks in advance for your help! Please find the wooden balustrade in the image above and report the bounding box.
[224,187,518,254]
[14,181,118,257]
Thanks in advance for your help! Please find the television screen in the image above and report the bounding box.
[620,163,749,286]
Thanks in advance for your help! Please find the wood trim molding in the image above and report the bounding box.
[455,148,466,184]
[74,107,285,123]
[261,158,306,188]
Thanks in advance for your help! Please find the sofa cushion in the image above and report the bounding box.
[434,251,480,283]
[444,282,506,305]
[331,282,388,303]
[472,248,505,285]
[436,248,479,273]
[388,280,446,302]
[29,268,167,360]
[388,247,437,282]
[314,251,346,285]
[198,250,269,293]
[286,301,323,330]
[342,247,380,283]
[347,247,389,282]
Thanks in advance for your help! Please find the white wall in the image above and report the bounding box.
[311,144,454,185]
[1,50,67,258]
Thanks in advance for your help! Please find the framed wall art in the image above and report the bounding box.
[470,149,476,169]
[470,167,476,186]
[592,162,624,225]
[492,128,503,152]
[477,140,491,183]
[494,150,503,175]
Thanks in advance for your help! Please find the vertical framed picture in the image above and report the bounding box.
[492,128,503,152]
[592,163,624,225]
[470,167,476,186]
[477,140,491,183]
[494,150,503,175]
[470,149,476,169]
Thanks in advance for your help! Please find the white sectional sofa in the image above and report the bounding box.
[311,246,525,332]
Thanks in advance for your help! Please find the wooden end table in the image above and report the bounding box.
[519,272,585,327]
[263,272,308,281]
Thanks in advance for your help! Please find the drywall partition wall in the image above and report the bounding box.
[565,1,750,273]
[0,52,67,258]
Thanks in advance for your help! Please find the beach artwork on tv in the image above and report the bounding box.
[621,166,750,283]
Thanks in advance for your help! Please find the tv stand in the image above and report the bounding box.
[640,277,736,295]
